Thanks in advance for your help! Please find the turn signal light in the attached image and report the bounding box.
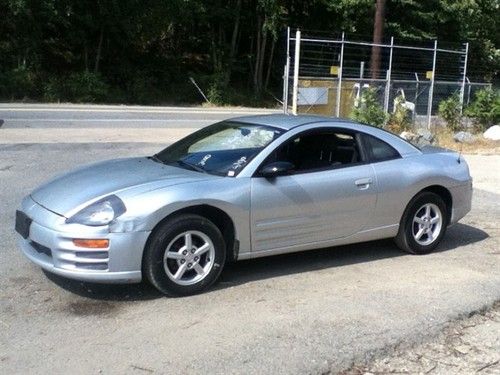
[72,239,109,248]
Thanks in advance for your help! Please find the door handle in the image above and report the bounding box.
[355,178,372,189]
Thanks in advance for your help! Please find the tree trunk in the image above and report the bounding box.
[226,0,242,83]
[94,27,104,73]
[257,30,267,93]
[370,0,386,79]
[264,38,275,90]
[84,43,88,71]
[253,16,262,94]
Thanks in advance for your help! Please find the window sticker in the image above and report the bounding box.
[231,156,247,170]
[198,154,212,166]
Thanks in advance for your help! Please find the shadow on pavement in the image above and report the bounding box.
[44,222,488,301]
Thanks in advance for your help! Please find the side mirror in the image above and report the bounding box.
[259,161,295,178]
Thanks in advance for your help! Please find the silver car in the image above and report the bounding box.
[16,114,472,296]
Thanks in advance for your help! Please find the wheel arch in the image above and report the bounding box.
[417,185,453,223]
[144,204,238,265]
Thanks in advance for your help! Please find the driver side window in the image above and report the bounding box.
[264,129,362,174]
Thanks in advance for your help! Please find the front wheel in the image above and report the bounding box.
[143,214,226,296]
[395,192,448,255]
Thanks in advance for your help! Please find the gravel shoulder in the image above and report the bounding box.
[343,302,500,374]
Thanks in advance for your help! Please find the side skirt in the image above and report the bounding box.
[237,224,399,260]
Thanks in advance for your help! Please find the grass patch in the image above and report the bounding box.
[433,127,500,154]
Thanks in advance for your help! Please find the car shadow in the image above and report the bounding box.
[44,223,488,301]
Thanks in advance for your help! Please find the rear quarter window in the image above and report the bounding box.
[363,134,400,162]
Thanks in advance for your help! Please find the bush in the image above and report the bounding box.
[438,92,462,132]
[350,87,387,127]
[205,73,227,105]
[0,67,38,100]
[127,73,162,104]
[42,76,63,102]
[465,88,500,131]
[387,94,412,133]
[66,71,109,103]
[42,71,109,103]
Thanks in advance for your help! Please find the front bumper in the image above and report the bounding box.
[17,196,150,284]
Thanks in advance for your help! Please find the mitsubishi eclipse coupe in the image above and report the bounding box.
[16,114,472,296]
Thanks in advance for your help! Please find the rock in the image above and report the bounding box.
[483,125,500,141]
[415,137,432,147]
[400,130,433,147]
[454,345,470,354]
[416,128,435,143]
[400,131,417,142]
[453,131,475,144]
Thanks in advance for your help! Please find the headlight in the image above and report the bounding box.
[66,195,126,226]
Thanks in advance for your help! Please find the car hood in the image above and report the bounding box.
[30,157,212,216]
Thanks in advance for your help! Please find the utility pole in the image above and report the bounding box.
[370,0,386,79]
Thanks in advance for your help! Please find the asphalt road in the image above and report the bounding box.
[0,103,277,128]
[0,105,499,374]
[0,104,278,144]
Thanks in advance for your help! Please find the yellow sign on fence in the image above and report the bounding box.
[426,71,433,79]
[330,66,339,76]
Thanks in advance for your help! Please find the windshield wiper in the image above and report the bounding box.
[175,160,208,174]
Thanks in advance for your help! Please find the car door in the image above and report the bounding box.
[250,129,377,252]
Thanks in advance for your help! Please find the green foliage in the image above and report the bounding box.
[438,92,462,132]
[42,72,109,103]
[66,72,109,103]
[0,68,38,100]
[465,88,500,131]
[126,73,163,105]
[206,74,226,105]
[387,95,412,133]
[350,88,387,127]
[0,0,497,104]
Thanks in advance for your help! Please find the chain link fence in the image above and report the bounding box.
[282,28,492,128]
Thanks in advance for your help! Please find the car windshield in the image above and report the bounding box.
[154,121,283,176]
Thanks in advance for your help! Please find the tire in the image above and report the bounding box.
[143,214,226,296]
[395,192,448,255]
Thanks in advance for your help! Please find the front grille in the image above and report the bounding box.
[74,262,108,271]
[75,251,108,260]
[31,241,52,257]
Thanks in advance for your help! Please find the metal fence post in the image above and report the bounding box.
[466,77,471,105]
[383,36,394,113]
[291,29,301,116]
[414,72,419,119]
[426,40,438,129]
[459,42,469,114]
[283,27,291,114]
[335,32,345,117]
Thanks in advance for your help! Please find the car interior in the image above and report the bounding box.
[267,131,361,172]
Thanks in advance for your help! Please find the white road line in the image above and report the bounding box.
[0,108,278,115]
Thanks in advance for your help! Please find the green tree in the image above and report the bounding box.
[438,92,462,132]
[466,88,500,131]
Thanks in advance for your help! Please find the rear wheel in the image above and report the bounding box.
[143,214,226,296]
[395,192,448,255]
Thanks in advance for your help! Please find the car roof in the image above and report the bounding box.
[231,114,358,130]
